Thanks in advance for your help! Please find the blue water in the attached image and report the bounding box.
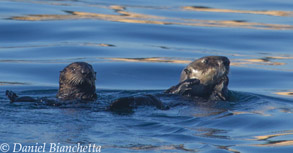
[0,0,293,152]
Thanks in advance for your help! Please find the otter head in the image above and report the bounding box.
[57,62,97,101]
[180,56,230,86]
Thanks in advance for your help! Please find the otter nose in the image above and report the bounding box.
[217,60,230,67]
[223,59,230,66]
[81,69,89,75]
[216,57,230,66]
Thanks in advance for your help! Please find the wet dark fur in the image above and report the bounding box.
[110,56,231,111]
[6,62,97,102]
[109,95,167,111]
[165,56,230,101]
[57,62,97,101]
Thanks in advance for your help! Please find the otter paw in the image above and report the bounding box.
[5,90,18,102]
[184,79,200,88]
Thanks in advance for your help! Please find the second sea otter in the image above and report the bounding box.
[166,56,230,101]
[109,56,231,110]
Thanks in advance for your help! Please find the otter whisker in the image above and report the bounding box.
[68,75,82,86]
[57,62,97,101]
[87,78,94,86]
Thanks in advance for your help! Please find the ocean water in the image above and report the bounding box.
[0,0,293,152]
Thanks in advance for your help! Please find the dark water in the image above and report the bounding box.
[0,0,293,152]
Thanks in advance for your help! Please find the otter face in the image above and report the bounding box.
[60,62,96,87]
[180,56,230,86]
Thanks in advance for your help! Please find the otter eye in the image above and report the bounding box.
[71,68,76,72]
[184,69,190,74]
[202,59,207,64]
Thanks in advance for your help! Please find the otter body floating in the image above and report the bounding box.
[6,62,97,102]
[110,56,231,111]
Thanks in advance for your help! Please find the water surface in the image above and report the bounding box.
[0,0,293,152]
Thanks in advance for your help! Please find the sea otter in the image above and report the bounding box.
[165,56,230,101]
[6,62,97,102]
[109,56,230,110]
[57,62,97,101]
